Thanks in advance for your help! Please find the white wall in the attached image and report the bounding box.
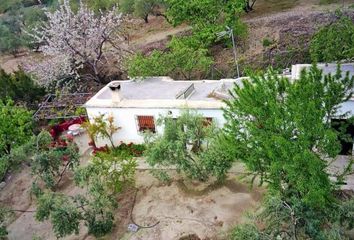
[86,107,226,146]
[337,100,354,117]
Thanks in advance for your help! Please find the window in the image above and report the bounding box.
[203,117,213,127]
[137,115,156,133]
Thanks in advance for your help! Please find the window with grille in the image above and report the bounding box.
[137,115,156,133]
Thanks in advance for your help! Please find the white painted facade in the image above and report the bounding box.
[84,77,234,146]
[86,107,225,146]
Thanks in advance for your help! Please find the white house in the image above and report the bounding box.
[84,63,354,148]
[84,77,241,145]
[289,63,354,117]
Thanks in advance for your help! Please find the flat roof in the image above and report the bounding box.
[291,63,354,79]
[85,63,354,110]
[85,77,242,109]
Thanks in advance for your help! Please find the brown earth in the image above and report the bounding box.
[1,133,263,240]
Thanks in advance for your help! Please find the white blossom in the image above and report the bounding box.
[26,0,124,86]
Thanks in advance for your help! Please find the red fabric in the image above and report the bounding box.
[50,116,87,138]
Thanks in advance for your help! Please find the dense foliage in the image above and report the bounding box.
[145,110,235,181]
[36,144,137,237]
[224,66,354,238]
[126,0,248,79]
[165,0,247,42]
[0,207,10,238]
[31,132,80,190]
[310,16,354,62]
[28,130,137,238]
[128,36,213,79]
[0,69,45,107]
[0,99,33,156]
[34,186,117,238]
[0,3,47,55]
[75,147,137,193]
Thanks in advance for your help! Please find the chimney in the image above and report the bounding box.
[109,82,122,103]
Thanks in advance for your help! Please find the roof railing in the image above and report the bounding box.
[176,83,195,99]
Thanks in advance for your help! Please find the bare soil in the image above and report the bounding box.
[116,172,263,240]
[0,133,263,240]
[3,166,263,240]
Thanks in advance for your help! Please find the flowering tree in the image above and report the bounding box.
[27,0,124,86]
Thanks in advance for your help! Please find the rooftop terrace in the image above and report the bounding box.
[85,77,241,109]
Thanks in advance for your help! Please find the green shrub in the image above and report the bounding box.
[262,38,273,47]
[75,148,137,193]
[0,69,46,108]
[310,16,354,62]
[0,156,9,181]
[230,224,262,240]
[145,110,235,181]
[127,36,213,79]
[0,99,33,156]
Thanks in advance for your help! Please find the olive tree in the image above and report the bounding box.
[31,131,137,238]
[145,110,235,181]
[31,131,80,190]
[119,0,166,23]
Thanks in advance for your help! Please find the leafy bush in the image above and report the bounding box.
[262,38,273,47]
[0,69,46,108]
[35,192,82,238]
[128,36,213,79]
[0,135,36,181]
[0,99,33,156]
[31,131,80,189]
[116,142,145,157]
[0,207,10,239]
[310,16,354,62]
[0,15,25,55]
[230,223,262,240]
[165,0,247,44]
[145,110,235,181]
[82,114,120,149]
[0,3,47,54]
[0,157,9,182]
[75,147,137,192]
[32,131,122,238]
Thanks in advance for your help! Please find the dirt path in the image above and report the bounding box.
[131,26,191,47]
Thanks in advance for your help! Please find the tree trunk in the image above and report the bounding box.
[144,14,149,23]
[243,0,256,13]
